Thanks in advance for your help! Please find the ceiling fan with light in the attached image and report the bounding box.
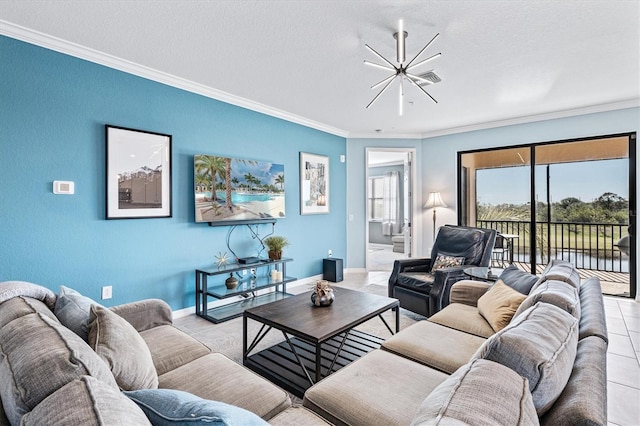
[364,19,441,115]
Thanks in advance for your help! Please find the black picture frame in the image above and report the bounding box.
[106,125,172,219]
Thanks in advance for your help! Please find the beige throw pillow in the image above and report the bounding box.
[477,280,527,332]
[89,305,158,390]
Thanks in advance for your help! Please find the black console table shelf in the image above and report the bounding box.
[196,258,295,323]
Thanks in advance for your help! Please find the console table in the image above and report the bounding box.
[195,258,296,323]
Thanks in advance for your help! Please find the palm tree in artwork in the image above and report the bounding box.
[223,159,258,211]
[194,155,225,202]
[275,174,284,192]
[244,173,256,192]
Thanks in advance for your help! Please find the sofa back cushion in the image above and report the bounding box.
[514,280,581,320]
[0,296,57,329]
[0,312,118,425]
[21,376,151,426]
[477,280,527,332]
[89,304,159,390]
[533,259,581,290]
[472,302,578,415]
[411,359,539,426]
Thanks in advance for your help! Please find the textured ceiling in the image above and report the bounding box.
[1,0,638,138]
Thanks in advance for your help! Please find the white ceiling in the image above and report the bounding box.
[1,0,638,138]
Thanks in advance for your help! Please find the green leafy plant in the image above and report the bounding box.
[263,236,290,260]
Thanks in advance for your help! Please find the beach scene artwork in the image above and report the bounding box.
[194,154,285,223]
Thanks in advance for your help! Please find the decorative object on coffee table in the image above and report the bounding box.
[263,236,290,260]
[225,273,238,289]
[311,280,335,307]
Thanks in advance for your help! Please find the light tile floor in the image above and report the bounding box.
[176,271,640,425]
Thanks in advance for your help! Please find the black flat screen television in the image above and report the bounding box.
[194,154,285,225]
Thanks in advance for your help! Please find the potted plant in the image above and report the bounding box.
[263,236,290,260]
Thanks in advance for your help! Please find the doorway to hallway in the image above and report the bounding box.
[366,148,415,271]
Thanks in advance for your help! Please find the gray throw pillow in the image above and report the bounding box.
[472,302,578,415]
[411,359,539,426]
[124,388,269,426]
[54,285,103,341]
[89,304,159,391]
[498,265,539,294]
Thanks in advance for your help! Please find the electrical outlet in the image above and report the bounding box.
[328,249,332,257]
[242,269,247,276]
[250,268,256,275]
[101,286,112,300]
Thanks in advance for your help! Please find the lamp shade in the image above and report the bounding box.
[424,192,447,209]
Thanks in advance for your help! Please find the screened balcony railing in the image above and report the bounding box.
[477,220,629,273]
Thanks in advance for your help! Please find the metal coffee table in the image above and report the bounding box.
[243,287,399,397]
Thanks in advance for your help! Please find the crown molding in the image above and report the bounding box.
[0,20,349,138]
[419,99,640,139]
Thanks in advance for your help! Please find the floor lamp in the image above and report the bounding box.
[424,192,447,240]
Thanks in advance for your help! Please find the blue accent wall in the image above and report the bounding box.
[0,36,346,309]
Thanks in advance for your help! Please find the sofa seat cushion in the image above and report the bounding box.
[411,359,539,426]
[515,279,580,319]
[540,336,607,426]
[124,388,268,425]
[140,325,211,376]
[381,320,486,374]
[89,304,159,390]
[473,302,579,415]
[21,376,151,426]
[428,303,495,338]
[0,296,57,329]
[0,312,118,425]
[158,353,291,420]
[303,349,448,426]
[477,280,527,332]
[395,272,435,294]
[268,405,331,426]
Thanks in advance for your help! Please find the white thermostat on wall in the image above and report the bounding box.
[53,180,75,195]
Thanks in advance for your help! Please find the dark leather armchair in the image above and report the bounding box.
[388,225,497,317]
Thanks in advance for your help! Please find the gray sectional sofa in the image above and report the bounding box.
[302,260,608,425]
[0,282,326,425]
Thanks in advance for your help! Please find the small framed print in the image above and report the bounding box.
[300,152,329,215]
[106,125,172,219]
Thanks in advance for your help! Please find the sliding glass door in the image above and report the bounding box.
[459,133,636,298]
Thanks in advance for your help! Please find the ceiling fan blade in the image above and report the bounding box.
[364,60,396,72]
[365,44,397,69]
[405,71,434,85]
[399,76,404,116]
[371,73,397,90]
[366,75,398,109]
[406,53,442,71]
[405,33,440,69]
[406,76,438,104]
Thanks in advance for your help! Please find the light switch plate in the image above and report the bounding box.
[53,180,75,195]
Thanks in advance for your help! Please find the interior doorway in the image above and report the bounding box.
[366,148,414,271]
